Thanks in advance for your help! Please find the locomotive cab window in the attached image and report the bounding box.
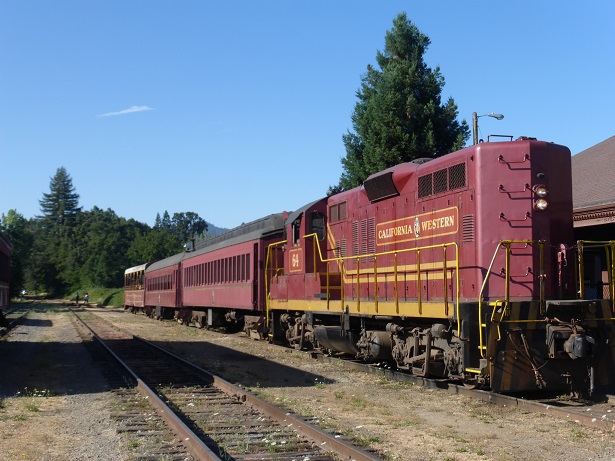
[292,218,302,245]
[309,211,326,241]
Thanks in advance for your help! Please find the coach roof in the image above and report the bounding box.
[125,263,149,275]
[187,213,286,258]
[146,252,188,273]
[144,213,286,272]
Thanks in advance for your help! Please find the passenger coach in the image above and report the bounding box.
[177,213,285,330]
[124,263,149,312]
[129,214,285,332]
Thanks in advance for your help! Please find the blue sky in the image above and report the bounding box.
[1,1,613,230]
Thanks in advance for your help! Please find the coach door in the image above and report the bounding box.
[175,268,182,308]
[252,243,260,308]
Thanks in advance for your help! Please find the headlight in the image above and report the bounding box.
[533,184,548,198]
[534,198,548,211]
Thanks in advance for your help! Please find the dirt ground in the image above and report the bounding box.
[1,302,615,461]
[0,304,129,460]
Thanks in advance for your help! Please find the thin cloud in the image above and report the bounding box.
[98,105,154,117]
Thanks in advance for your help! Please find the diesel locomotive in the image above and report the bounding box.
[125,137,615,394]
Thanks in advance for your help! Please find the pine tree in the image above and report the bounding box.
[336,13,470,191]
[30,167,81,294]
[38,167,81,229]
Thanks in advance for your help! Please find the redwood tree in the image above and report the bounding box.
[336,13,469,191]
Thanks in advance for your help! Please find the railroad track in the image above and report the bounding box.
[71,308,383,461]
[124,309,615,434]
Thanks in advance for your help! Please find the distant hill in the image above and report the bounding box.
[191,223,229,249]
[207,223,229,236]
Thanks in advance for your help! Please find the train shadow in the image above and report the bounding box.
[0,305,335,398]
[0,338,119,398]
[144,338,336,389]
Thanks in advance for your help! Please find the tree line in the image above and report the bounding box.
[1,13,469,297]
[1,167,209,296]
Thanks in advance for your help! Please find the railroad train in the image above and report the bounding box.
[0,232,11,322]
[125,137,615,394]
[0,232,10,306]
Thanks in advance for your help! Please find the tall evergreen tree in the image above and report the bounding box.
[30,167,82,294]
[336,12,469,191]
[160,211,172,231]
[38,167,81,229]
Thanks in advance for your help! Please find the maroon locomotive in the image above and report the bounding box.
[267,137,615,394]
[126,137,615,394]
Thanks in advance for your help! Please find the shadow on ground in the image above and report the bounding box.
[0,301,334,398]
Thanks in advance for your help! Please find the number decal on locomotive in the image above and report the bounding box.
[289,248,303,272]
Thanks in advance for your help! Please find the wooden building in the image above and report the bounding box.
[572,135,615,298]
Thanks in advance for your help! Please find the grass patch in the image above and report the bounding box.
[24,400,40,412]
[127,440,140,449]
[13,387,52,413]
[350,396,368,409]
[64,287,125,307]
[394,420,418,428]
[352,433,381,446]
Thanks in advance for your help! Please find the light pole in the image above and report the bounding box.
[472,112,504,145]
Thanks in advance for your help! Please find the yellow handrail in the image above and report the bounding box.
[477,240,545,359]
[265,239,287,329]
[576,240,615,311]
[301,232,459,327]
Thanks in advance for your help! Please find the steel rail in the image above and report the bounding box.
[143,337,384,461]
[73,308,383,461]
[70,308,222,461]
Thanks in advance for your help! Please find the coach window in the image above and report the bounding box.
[309,212,326,241]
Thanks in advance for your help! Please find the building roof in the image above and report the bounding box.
[572,135,615,209]
[571,134,615,227]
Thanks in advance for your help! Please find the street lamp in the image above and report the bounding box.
[472,112,504,145]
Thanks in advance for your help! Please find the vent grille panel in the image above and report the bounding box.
[462,214,475,242]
